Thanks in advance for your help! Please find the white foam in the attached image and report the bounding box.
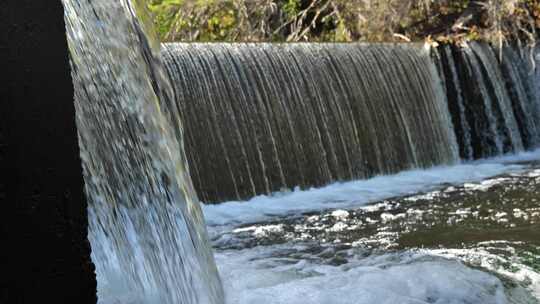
[204,149,540,226]
[215,247,509,304]
[208,149,540,303]
[426,248,540,299]
[330,210,350,219]
[233,224,284,237]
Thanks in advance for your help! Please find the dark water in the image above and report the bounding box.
[436,43,540,159]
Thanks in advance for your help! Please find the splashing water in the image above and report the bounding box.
[62,1,224,303]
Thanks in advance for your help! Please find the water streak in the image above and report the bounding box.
[436,42,540,159]
[162,43,460,203]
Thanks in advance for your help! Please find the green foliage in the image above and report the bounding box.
[282,0,300,17]
[147,0,540,43]
[148,0,183,38]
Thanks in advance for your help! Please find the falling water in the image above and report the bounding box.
[436,42,540,160]
[498,45,540,148]
[162,43,460,203]
[62,1,224,303]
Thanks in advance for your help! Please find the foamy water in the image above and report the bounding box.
[216,246,513,304]
[206,149,540,304]
[96,149,540,303]
[204,149,540,227]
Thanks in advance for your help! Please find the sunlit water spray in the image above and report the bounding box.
[62,1,224,303]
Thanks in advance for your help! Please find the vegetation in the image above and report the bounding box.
[147,0,540,44]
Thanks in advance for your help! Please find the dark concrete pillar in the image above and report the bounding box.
[0,1,97,303]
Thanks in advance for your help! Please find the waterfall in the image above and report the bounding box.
[162,43,460,203]
[62,1,224,303]
[436,42,540,160]
[59,0,540,298]
[161,42,539,204]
